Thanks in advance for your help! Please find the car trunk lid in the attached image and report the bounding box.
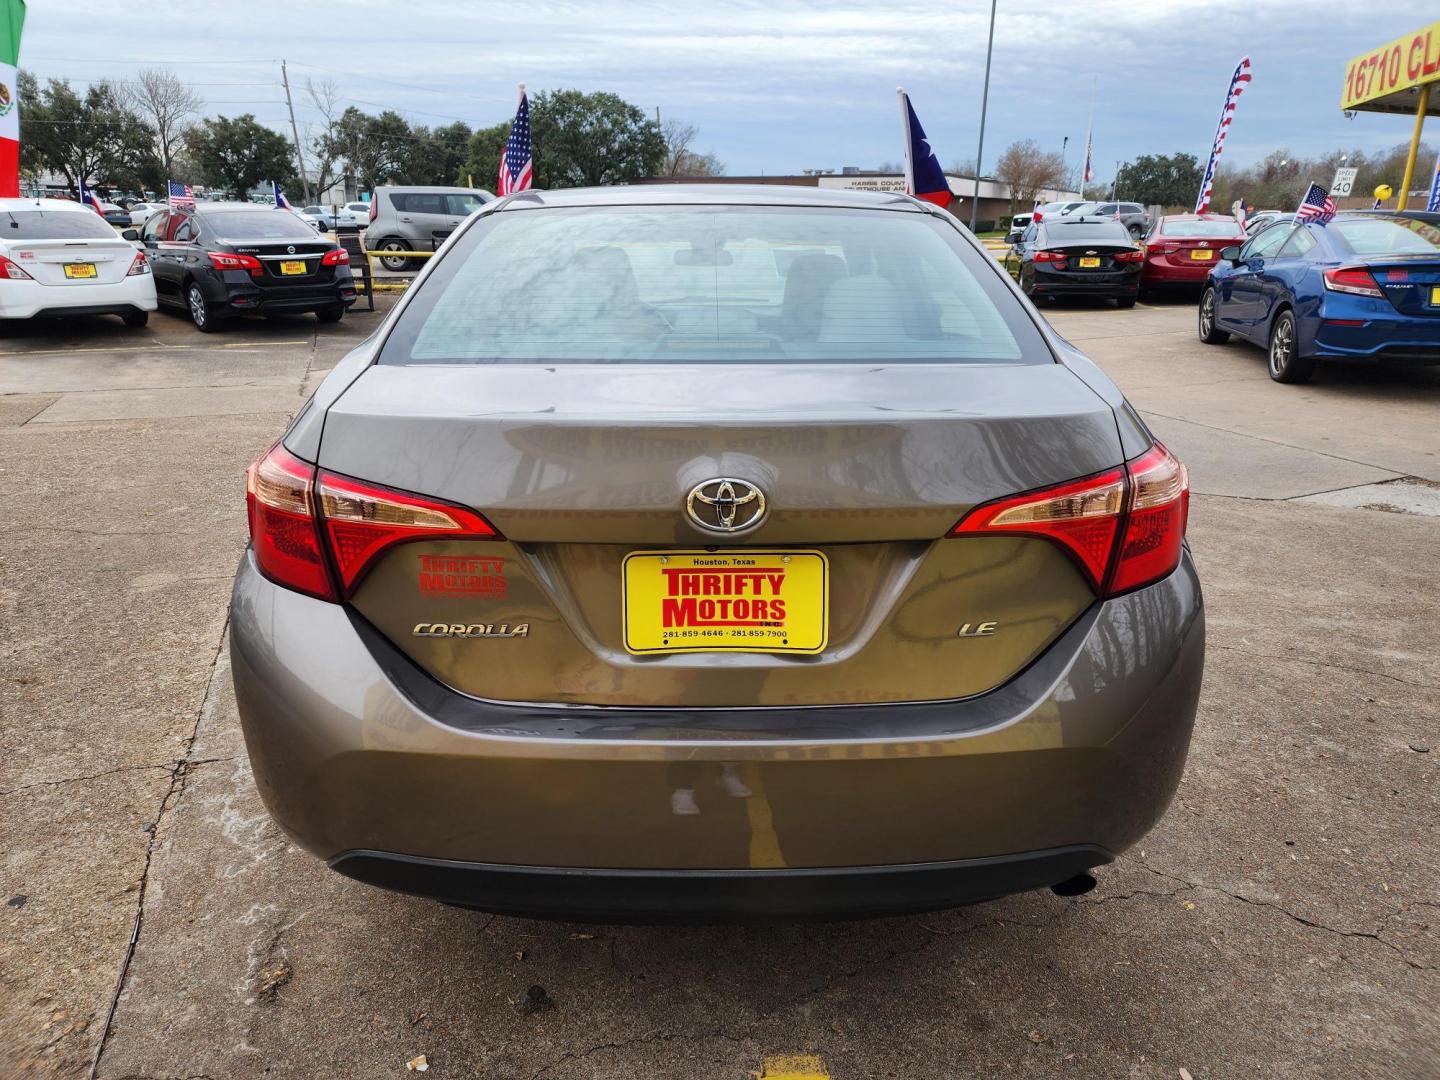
[6,238,138,285]
[314,361,1125,707]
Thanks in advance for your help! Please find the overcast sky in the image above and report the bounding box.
[26,1,1440,182]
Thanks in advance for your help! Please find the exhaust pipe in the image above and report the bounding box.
[1051,872,1097,897]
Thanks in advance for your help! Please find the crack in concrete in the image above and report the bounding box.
[1121,860,1429,970]
[86,617,231,1080]
[528,1028,747,1080]
[1207,642,1440,694]
[0,757,235,798]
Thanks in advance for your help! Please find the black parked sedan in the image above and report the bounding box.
[128,202,356,331]
[1013,217,1143,308]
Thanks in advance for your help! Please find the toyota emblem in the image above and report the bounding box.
[685,478,766,533]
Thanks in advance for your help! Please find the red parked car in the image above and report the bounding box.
[1139,214,1247,295]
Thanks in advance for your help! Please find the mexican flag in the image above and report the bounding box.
[0,1,26,198]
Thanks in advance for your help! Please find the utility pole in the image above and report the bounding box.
[970,0,997,230]
[281,60,312,204]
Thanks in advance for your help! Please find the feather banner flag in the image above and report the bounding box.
[1195,57,1251,214]
[0,1,26,198]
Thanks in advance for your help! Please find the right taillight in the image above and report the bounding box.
[368,199,377,222]
[949,442,1189,598]
[1323,266,1383,298]
[245,443,336,601]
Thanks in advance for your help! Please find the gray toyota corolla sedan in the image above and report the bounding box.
[231,185,1203,920]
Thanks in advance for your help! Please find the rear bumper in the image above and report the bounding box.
[331,845,1112,921]
[0,277,158,320]
[1141,260,1216,285]
[204,269,357,313]
[1028,268,1139,298]
[230,549,1204,915]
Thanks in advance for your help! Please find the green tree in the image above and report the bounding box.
[461,121,510,189]
[320,107,412,190]
[399,120,472,186]
[1113,152,1203,208]
[186,114,296,196]
[529,89,664,188]
[18,71,157,193]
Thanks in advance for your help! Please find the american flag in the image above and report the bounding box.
[498,86,532,196]
[1082,133,1093,184]
[168,180,195,209]
[1295,182,1336,224]
[1194,56,1252,214]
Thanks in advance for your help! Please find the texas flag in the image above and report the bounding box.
[78,177,104,215]
[0,1,27,199]
[271,180,292,210]
[897,88,951,208]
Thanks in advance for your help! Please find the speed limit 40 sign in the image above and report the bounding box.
[1330,167,1359,197]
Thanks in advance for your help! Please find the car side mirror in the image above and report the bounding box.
[1220,246,1241,262]
[121,228,139,241]
[1006,231,1022,244]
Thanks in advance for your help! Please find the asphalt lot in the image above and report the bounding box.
[1,295,1436,1079]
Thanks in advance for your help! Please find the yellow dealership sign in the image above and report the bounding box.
[1342,21,1440,113]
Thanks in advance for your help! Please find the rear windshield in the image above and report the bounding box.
[1330,217,1440,256]
[0,210,119,240]
[200,210,317,241]
[379,205,1046,365]
[1162,220,1244,238]
[1040,222,1131,244]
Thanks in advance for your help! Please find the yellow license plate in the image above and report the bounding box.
[1431,286,1440,306]
[279,260,307,275]
[1078,257,1101,268]
[63,263,97,279]
[622,549,828,655]
[1190,249,1215,261]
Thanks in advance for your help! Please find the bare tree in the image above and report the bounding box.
[660,117,723,177]
[118,68,202,176]
[304,77,345,195]
[992,139,1068,212]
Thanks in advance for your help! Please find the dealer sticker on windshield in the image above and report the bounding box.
[622,550,828,654]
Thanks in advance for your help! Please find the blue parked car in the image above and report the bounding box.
[1198,211,1440,383]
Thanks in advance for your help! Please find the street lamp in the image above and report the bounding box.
[970,0,997,230]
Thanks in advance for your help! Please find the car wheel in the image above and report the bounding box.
[1115,295,1137,309]
[187,282,221,333]
[316,305,345,324]
[376,238,414,272]
[1267,309,1314,384]
[122,309,148,329]
[1198,287,1230,344]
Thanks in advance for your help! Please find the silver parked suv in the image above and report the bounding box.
[365,185,493,270]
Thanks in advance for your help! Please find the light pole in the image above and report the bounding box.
[970,0,997,230]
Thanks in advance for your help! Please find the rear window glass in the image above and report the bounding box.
[1330,217,1440,256]
[201,210,317,241]
[0,209,119,239]
[1162,220,1244,238]
[379,205,1046,365]
[1040,222,1131,244]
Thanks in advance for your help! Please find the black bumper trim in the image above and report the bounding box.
[328,845,1113,921]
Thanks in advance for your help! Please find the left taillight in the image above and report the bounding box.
[246,445,504,600]
[322,248,349,266]
[126,251,150,276]
[949,442,1189,598]
[315,471,500,595]
[245,443,336,601]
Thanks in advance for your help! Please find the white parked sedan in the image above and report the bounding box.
[344,200,373,223]
[0,198,157,326]
[127,201,168,227]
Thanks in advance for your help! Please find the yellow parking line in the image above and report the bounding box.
[760,1053,829,1079]
[740,763,786,869]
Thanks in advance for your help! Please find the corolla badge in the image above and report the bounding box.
[686,478,767,533]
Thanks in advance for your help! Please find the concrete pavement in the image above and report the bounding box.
[1,296,1436,1079]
